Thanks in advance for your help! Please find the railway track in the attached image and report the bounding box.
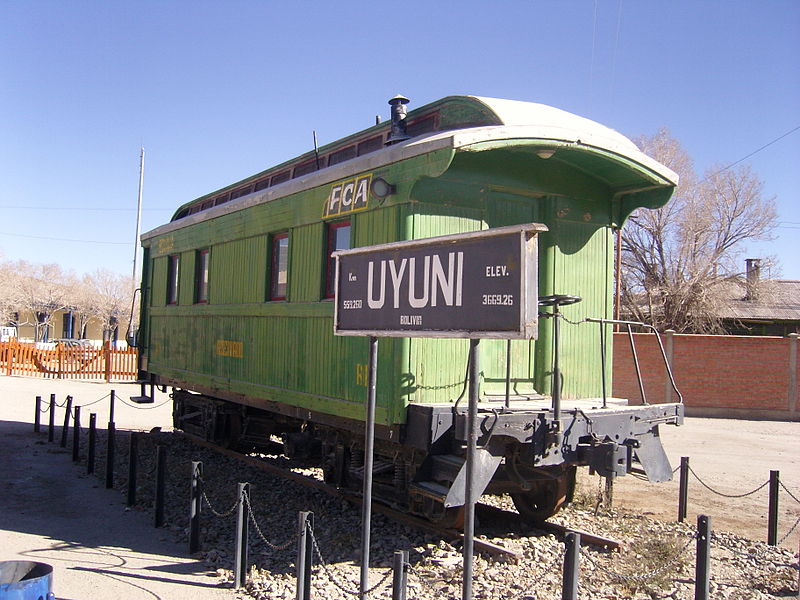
[179,432,621,559]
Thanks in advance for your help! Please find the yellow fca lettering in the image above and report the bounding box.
[355,363,369,386]
[324,174,372,217]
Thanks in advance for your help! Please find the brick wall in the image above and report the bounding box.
[612,332,799,421]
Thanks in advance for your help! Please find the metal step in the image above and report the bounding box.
[409,480,449,502]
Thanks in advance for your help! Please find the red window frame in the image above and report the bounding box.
[166,254,180,305]
[195,249,209,304]
[270,233,289,301]
[325,221,350,299]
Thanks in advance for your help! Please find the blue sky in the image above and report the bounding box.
[1,1,798,280]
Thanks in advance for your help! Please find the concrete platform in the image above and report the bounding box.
[0,377,237,600]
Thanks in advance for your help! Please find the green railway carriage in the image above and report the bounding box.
[137,95,682,523]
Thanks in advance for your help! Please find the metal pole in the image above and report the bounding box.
[72,405,81,462]
[504,339,511,410]
[234,482,249,588]
[562,532,581,600]
[392,549,408,600]
[296,511,313,600]
[154,445,166,527]
[127,432,138,507]
[132,148,145,285]
[87,413,96,474]
[189,461,203,554]
[678,456,689,523]
[695,515,711,600]
[48,394,55,442]
[360,336,379,600]
[109,390,115,423]
[552,310,561,423]
[60,395,72,448]
[106,420,116,489]
[462,338,480,600]
[768,470,780,546]
[599,321,608,408]
[34,396,41,432]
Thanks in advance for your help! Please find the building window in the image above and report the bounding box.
[325,221,350,298]
[195,249,209,304]
[270,233,289,300]
[62,312,75,339]
[167,254,180,305]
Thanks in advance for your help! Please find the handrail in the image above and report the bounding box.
[585,318,683,405]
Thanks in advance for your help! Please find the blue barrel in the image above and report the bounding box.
[0,561,54,600]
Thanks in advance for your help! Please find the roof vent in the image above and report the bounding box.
[386,95,410,145]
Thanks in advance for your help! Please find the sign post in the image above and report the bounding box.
[333,223,546,600]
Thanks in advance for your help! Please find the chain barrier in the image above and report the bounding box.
[778,514,800,546]
[779,480,800,505]
[307,523,393,597]
[38,403,50,414]
[688,465,770,498]
[77,392,111,408]
[416,379,467,391]
[198,476,242,518]
[242,490,298,551]
[55,397,70,407]
[582,532,697,584]
[119,397,172,410]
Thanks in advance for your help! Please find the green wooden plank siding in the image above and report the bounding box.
[211,235,268,304]
[290,223,324,302]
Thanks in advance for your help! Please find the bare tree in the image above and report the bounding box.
[83,269,135,344]
[12,261,75,342]
[621,129,778,332]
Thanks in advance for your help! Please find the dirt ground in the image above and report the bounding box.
[580,415,800,549]
[2,375,799,558]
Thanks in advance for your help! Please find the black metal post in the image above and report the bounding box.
[360,336,379,600]
[552,310,562,423]
[60,395,72,448]
[72,405,81,462]
[127,432,138,507]
[504,339,511,410]
[768,470,780,546]
[234,482,249,588]
[296,511,313,600]
[462,338,480,600]
[189,461,203,554]
[87,413,96,474]
[562,532,581,600]
[695,515,711,600]
[154,445,166,527]
[392,550,408,600]
[48,394,55,442]
[678,456,690,523]
[105,420,116,489]
[34,396,41,432]
[109,389,115,423]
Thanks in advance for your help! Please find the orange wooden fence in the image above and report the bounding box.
[0,340,137,381]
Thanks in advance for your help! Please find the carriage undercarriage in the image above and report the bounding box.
[171,387,682,524]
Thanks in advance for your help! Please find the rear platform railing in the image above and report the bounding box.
[584,318,683,407]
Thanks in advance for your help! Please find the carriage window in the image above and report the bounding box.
[270,233,289,300]
[195,249,209,304]
[325,221,350,298]
[328,145,356,166]
[270,171,291,186]
[357,135,383,155]
[167,254,180,305]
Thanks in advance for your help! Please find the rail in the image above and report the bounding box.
[584,317,683,407]
[0,340,137,381]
